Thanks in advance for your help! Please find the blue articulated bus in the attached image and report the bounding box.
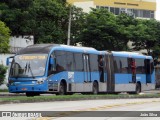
[109,51,155,93]
[7,44,155,96]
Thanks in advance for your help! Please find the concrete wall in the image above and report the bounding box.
[10,35,34,48]
[0,35,34,89]
[0,54,14,89]
[74,1,95,13]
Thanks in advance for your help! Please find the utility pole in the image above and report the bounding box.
[67,6,72,45]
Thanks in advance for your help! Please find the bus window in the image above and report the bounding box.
[120,57,128,73]
[136,59,145,74]
[55,51,66,72]
[114,57,120,73]
[74,53,83,71]
[114,57,128,73]
[90,54,99,72]
[66,52,74,71]
[98,55,104,82]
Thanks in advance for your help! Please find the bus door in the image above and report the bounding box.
[145,59,151,83]
[106,53,115,92]
[83,54,91,82]
[130,58,136,83]
[129,58,136,83]
[98,55,105,82]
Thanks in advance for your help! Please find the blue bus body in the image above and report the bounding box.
[7,44,155,96]
[111,52,155,92]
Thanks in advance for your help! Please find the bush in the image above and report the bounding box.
[0,64,7,85]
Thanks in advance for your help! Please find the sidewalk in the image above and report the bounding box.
[0,92,25,96]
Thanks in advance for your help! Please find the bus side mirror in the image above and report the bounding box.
[6,56,14,66]
[6,58,9,66]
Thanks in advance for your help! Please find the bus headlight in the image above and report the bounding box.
[37,78,45,84]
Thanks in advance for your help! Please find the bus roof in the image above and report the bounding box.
[16,44,99,55]
[112,51,152,59]
[16,44,59,55]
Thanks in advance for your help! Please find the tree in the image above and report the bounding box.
[0,0,69,44]
[0,21,10,53]
[77,8,129,50]
[0,64,7,85]
[116,13,138,51]
[70,6,87,45]
[150,21,160,61]
[0,0,33,35]
[26,0,69,43]
[128,19,159,55]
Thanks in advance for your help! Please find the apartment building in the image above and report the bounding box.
[67,0,156,19]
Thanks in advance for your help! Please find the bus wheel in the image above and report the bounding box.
[92,82,98,95]
[58,82,65,95]
[26,92,34,97]
[135,83,141,94]
[26,92,40,97]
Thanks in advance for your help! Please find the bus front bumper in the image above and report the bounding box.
[8,84,48,93]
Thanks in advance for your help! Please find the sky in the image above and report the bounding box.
[156,0,160,20]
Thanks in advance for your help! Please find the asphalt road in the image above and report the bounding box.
[0,98,160,120]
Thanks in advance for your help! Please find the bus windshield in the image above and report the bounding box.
[10,54,48,78]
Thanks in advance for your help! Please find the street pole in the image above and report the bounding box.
[67,6,72,45]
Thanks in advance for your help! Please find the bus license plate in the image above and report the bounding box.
[22,88,27,90]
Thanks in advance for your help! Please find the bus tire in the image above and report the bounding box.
[26,92,40,97]
[58,82,66,95]
[135,83,141,94]
[26,92,34,97]
[92,82,98,95]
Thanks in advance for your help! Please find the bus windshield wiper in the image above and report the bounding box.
[28,62,35,79]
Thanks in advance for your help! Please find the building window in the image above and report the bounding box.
[133,9,138,17]
[139,10,143,18]
[120,8,126,14]
[96,6,100,9]
[115,8,120,15]
[105,6,109,11]
[143,10,150,18]
[150,11,154,18]
[96,6,154,19]
[101,6,105,9]
[110,7,115,14]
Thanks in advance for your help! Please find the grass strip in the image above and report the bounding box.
[0,89,9,92]
[0,94,160,104]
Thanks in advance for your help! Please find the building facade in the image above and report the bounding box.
[67,0,156,19]
[0,35,34,89]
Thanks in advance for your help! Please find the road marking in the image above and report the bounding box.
[38,100,160,119]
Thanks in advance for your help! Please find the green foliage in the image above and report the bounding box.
[77,8,130,50]
[26,0,69,43]
[115,13,138,51]
[1,0,160,56]
[0,0,69,44]
[70,6,87,45]
[0,94,160,103]
[0,64,7,85]
[0,21,10,53]
[128,19,160,55]
[0,0,33,35]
